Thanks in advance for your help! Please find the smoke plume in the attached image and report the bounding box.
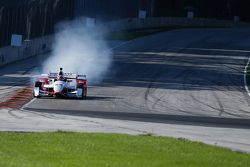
[42,19,112,84]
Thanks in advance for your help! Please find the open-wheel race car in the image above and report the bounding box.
[33,68,87,99]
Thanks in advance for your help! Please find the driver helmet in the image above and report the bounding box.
[59,67,63,75]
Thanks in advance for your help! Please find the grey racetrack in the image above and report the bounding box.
[25,28,250,121]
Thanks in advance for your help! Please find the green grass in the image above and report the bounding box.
[104,27,176,40]
[0,132,249,167]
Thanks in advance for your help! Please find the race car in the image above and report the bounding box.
[33,68,87,99]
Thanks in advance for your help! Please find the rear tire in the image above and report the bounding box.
[77,83,87,100]
[83,88,87,99]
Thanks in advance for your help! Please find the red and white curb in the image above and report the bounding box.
[244,57,250,96]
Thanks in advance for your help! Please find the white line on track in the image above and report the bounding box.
[21,98,36,110]
[244,57,250,96]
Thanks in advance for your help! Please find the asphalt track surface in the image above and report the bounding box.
[25,28,250,122]
[1,28,250,152]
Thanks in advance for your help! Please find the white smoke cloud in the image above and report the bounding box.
[42,19,112,84]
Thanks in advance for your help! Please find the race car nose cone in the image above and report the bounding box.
[54,84,63,93]
[54,81,64,93]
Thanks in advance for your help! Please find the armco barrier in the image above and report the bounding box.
[103,17,250,32]
[0,35,53,66]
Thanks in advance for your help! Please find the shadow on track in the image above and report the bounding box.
[35,96,117,101]
[99,47,248,92]
[23,107,250,129]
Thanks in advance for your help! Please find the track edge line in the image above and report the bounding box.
[244,57,250,96]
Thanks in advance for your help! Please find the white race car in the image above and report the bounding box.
[34,68,87,99]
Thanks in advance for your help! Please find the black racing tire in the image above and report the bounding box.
[77,83,87,99]
[83,88,87,99]
[33,93,40,98]
[77,83,83,89]
[33,85,41,98]
[81,88,87,100]
[35,81,42,88]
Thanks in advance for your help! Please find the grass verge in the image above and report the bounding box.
[104,26,222,41]
[104,27,177,40]
[0,132,249,167]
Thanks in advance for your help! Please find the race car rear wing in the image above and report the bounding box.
[48,72,86,79]
[48,73,58,78]
[77,75,87,80]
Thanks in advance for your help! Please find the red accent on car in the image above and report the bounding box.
[77,79,87,86]
[36,78,49,84]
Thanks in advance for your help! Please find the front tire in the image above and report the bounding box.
[33,91,40,98]
[35,81,42,88]
[34,83,41,98]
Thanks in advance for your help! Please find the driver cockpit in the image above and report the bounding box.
[57,68,66,81]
